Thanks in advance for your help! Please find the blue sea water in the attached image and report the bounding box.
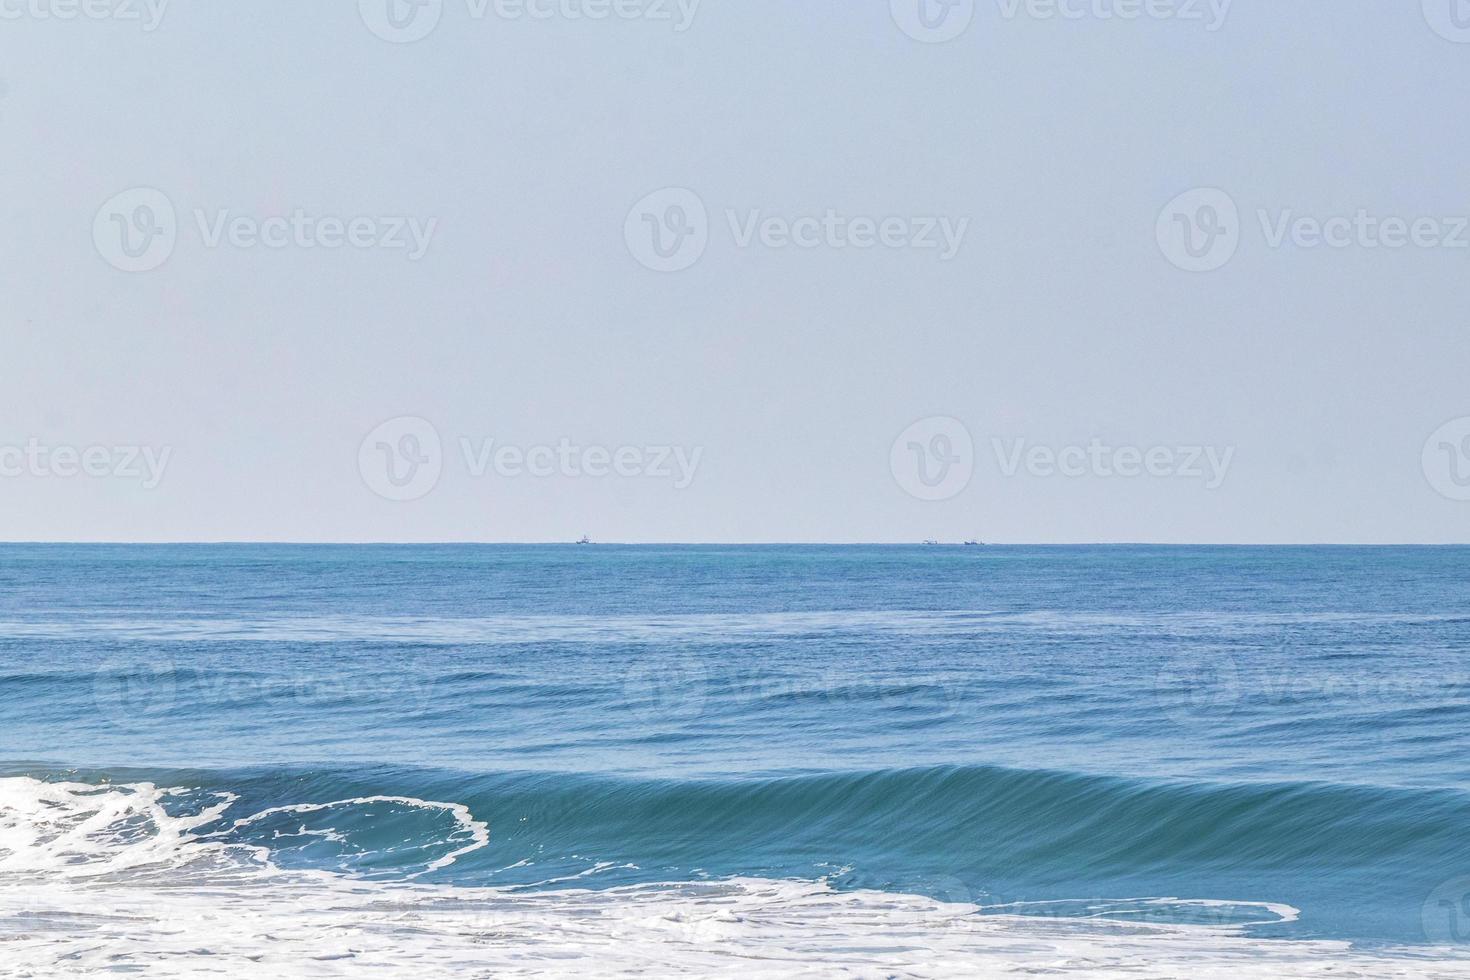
[2,544,1469,975]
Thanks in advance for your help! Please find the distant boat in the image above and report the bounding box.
[575,535,593,545]
[963,540,985,547]
[922,539,941,546]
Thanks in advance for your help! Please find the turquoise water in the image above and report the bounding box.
[2,544,1468,965]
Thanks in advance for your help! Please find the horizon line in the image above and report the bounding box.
[1,540,1468,548]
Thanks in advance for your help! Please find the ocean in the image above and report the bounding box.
[2,544,1469,977]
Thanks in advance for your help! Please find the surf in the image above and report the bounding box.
[0,771,1466,978]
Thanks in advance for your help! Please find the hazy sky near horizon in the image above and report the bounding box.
[3,0,1470,543]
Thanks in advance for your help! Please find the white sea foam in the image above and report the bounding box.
[0,608,1457,646]
[1,777,1468,979]
[0,610,1008,644]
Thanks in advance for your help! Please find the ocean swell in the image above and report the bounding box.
[0,771,1467,978]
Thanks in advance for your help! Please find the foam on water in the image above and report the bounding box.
[0,608,1462,644]
[2,777,1468,979]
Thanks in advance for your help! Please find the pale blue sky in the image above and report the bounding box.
[2,1,1469,542]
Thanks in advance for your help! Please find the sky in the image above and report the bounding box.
[2,0,1469,543]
